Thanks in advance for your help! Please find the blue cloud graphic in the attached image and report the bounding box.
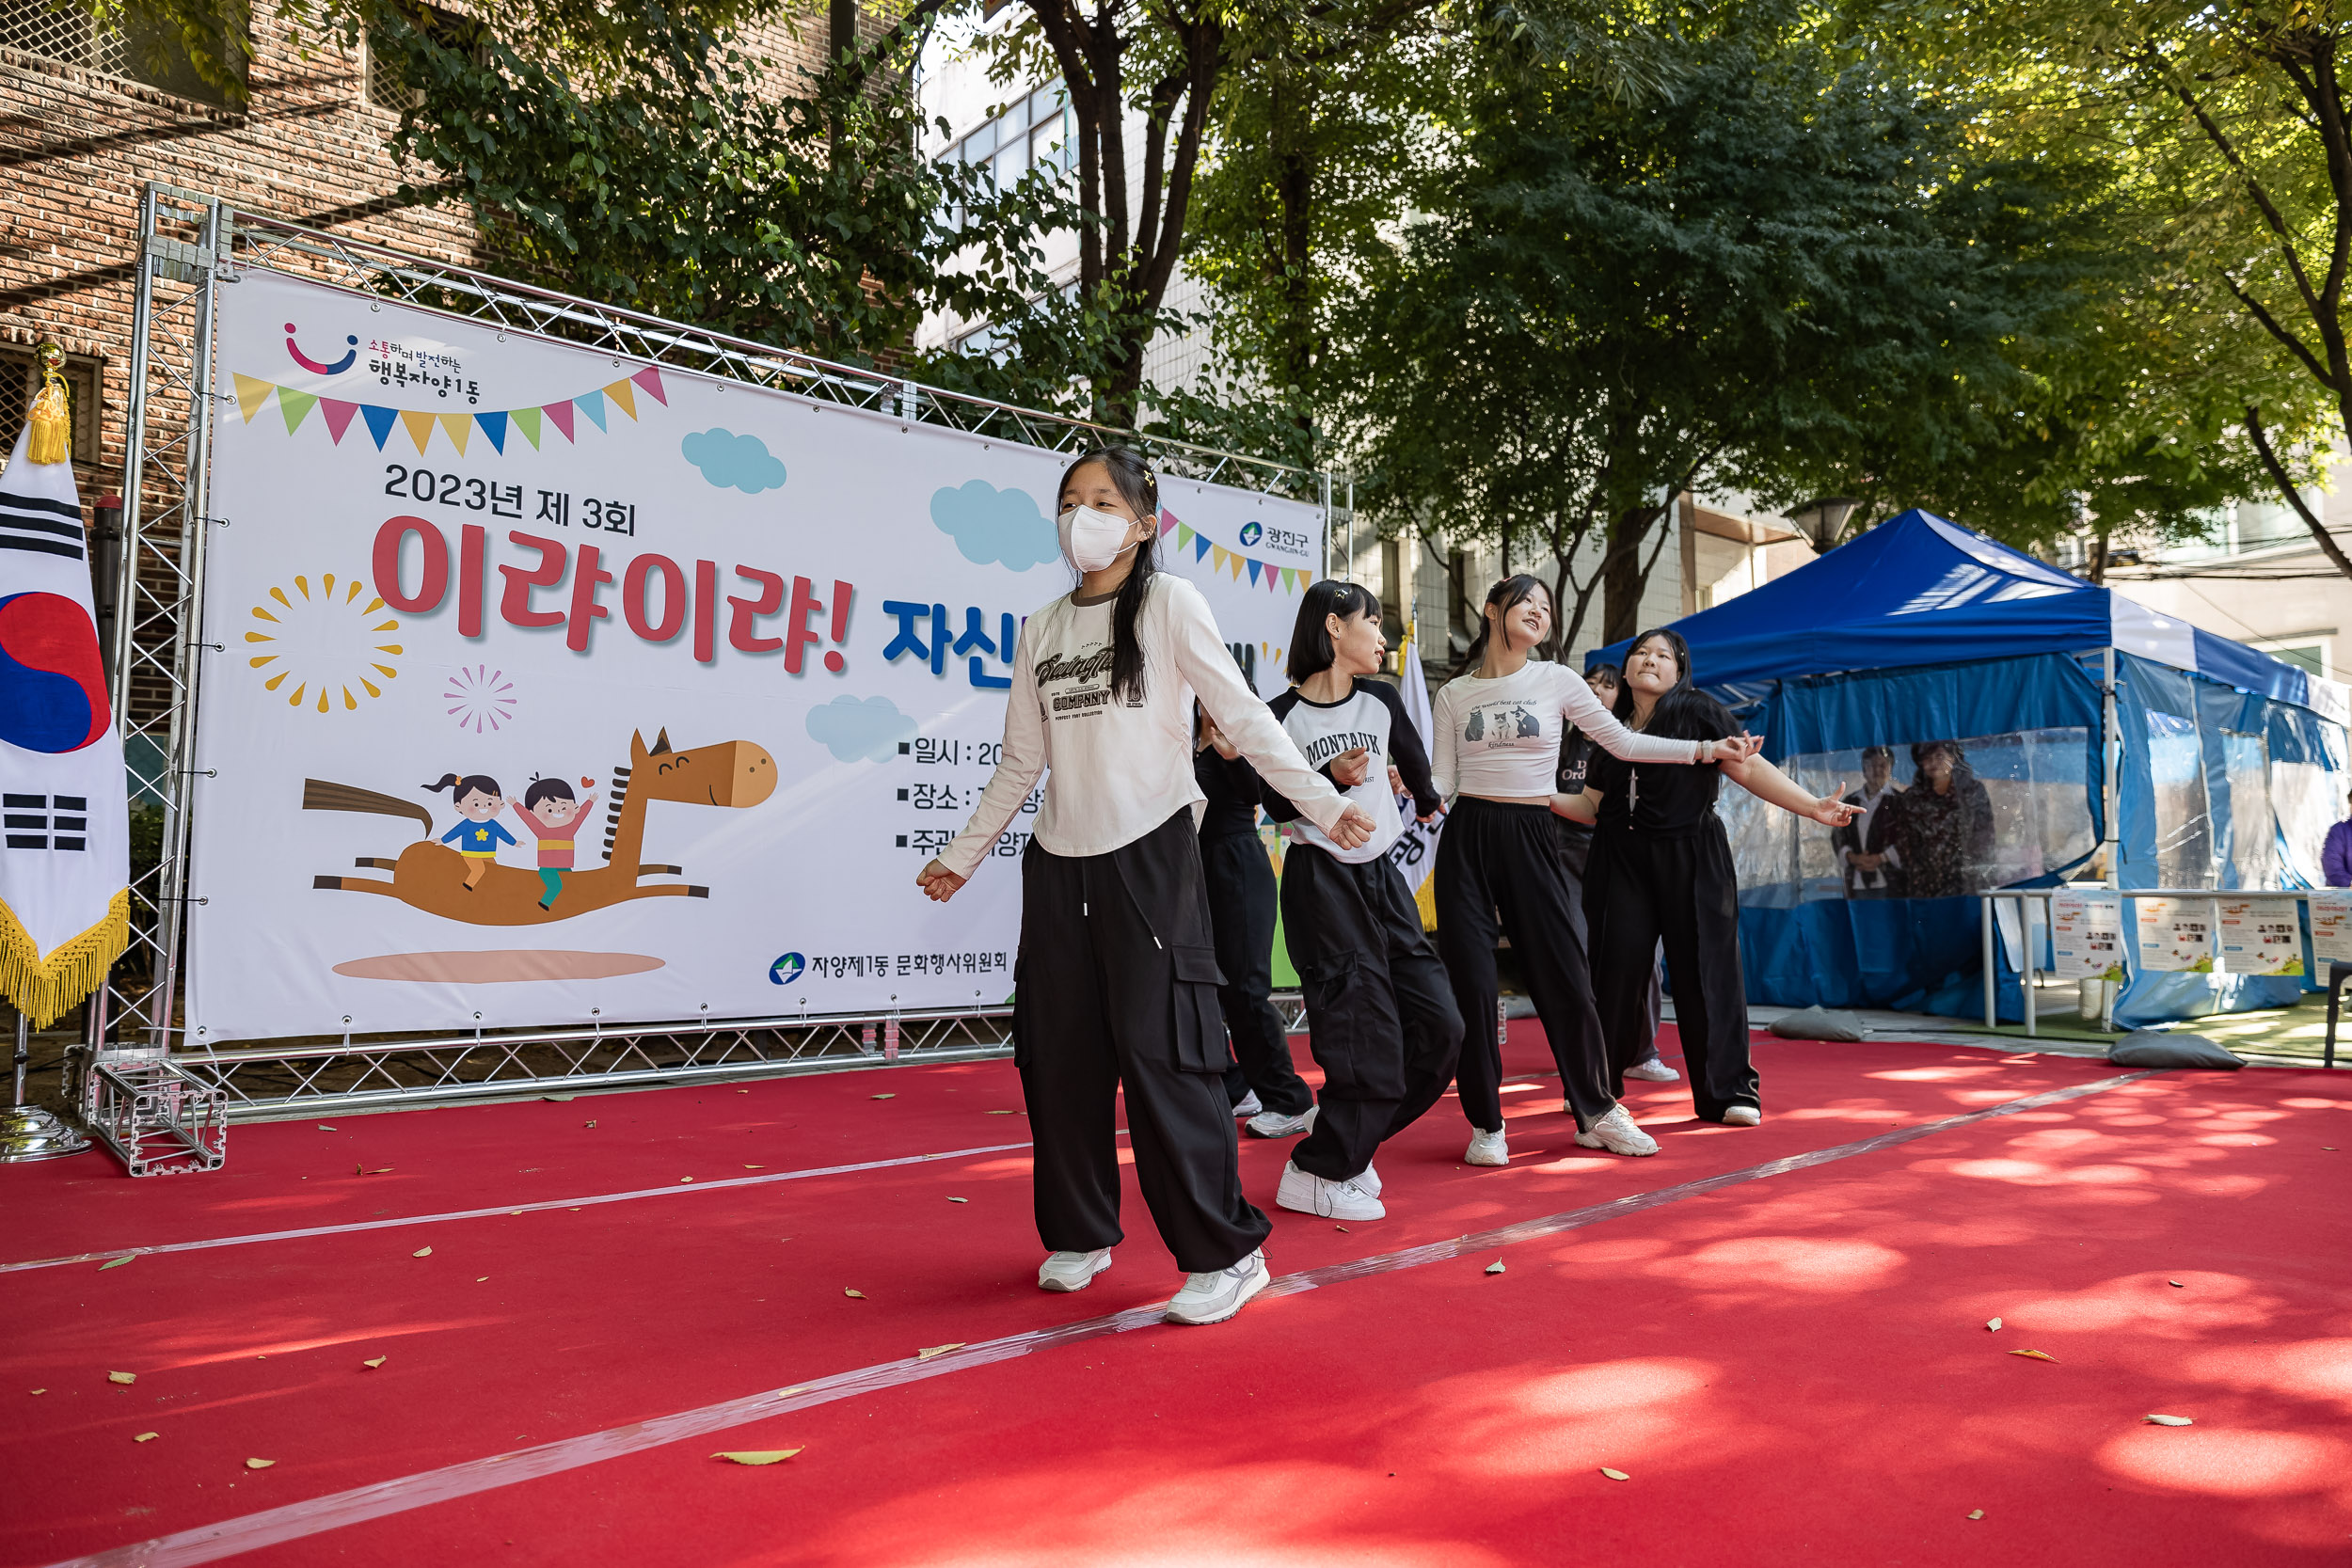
[931,480,1057,571]
[682,428,787,494]
[806,695,918,764]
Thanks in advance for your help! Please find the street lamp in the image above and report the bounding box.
[1788,497,1861,553]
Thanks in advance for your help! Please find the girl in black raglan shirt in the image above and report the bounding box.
[1255,580,1461,1222]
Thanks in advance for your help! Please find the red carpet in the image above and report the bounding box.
[3,1025,2346,1566]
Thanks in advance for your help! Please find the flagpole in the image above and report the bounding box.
[0,1008,91,1162]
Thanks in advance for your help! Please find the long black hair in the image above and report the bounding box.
[1461,574,1550,668]
[1286,578,1382,684]
[1057,446,1161,705]
[1611,627,1737,743]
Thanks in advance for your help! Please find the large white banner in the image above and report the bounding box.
[188,271,1323,1042]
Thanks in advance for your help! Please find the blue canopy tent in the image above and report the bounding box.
[1591,510,2351,1026]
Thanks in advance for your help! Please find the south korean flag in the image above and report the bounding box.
[0,421,128,1025]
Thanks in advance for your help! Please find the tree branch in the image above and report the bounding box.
[2244,404,2352,580]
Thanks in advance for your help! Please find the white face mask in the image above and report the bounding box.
[1058,504,1138,574]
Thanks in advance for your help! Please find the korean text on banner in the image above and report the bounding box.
[2048,889,2124,981]
[2217,896,2304,977]
[2311,890,2352,967]
[2133,896,2214,974]
[186,271,1323,1041]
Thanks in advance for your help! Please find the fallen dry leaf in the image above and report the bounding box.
[680,1177,694,1183]
[744,1164,765,1170]
[318,1125,335,1131]
[100,1256,134,1271]
[1334,1225,1350,1233]
[2168,1279,2185,1288]
[28,1388,44,1395]
[475,1276,489,1283]
[737,1089,750,1094]
[712,1449,802,1465]
[1599,1467,1629,1481]
[1986,1318,2002,1331]
[509,1210,523,1216]
[583,1120,596,1130]
[2144,1414,2193,1426]
[1967,1510,1984,1521]
[245,1458,275,1470]
[108,1371,135,1385]
[362,1357,386,1370]
[917,1343,966,1360]
[134,1433,158,1443]
[776,1386,806,1399]
[872,1093,896,1101]
[1486,1260,1506,1275]
[2010,1350,2057,1362]
[843,1289,866,1299]
[946,1196,968,1203]
[986,1109,1019,1115]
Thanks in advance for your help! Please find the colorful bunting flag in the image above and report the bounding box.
[222,368,660,460]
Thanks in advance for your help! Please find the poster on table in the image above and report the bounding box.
[2217,896,2304,976]
[2311,890,2352,966]
[2132,896,2214,974]
[2047,889,2125,981]
[184,270,1324,1042]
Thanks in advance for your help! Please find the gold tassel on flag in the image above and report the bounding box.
[0,889,127,1028]
[25,341,70,466]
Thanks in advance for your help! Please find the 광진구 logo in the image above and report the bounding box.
[1238,520,1263,546]
[769,952,806,985]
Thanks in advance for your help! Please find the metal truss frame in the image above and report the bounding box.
[95,181,1334,1126]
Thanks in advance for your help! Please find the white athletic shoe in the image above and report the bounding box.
[1721,1105,1762,1127]
[1574,1105,1661,1157]
[1245,1107,1312,1138]
[1165,1249,1272,1325]
[1037,1248,1113,1292]
[1465,1127,1509,1166]
[1624,1058,1681,1083]
[1232,1090,1264,1117]
[1357,1161,1382,1198]
[1277,1160,1386,1220]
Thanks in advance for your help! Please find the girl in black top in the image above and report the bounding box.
[1558,663,1675,1083]
[1557,629,1859,1126]
[1193,706,1318,1131]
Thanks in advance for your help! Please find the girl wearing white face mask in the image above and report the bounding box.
[918,447,1376,1327]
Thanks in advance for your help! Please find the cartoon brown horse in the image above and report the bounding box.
[307,728,776,926]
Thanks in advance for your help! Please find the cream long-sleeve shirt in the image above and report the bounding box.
[939,575,1350,876]
[1431,661,1703,800]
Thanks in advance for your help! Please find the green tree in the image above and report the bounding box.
[1878,0,2350,575]
[1334,13,2122,657]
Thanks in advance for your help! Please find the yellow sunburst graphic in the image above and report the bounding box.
[243,572,403,714]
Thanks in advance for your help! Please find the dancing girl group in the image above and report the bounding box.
[917,449,1860,1327]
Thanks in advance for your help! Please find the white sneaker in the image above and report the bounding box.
[1357,1161,1381,1198]
[1624,1058,1681,1083]
[1465,1127,1509,1166]
[1232,1090,1263,1117]
[1574,1105,1661,1157]
[1277,1160,1386,1220]
[1036,1248,1113,1292]
[1721,1105,1761,1127]
[1165,1249,1272,1325]
[1245,1107,1311,1138]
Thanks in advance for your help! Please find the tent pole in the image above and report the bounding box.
[1982,899,1996,1027]
[2103,646,2121,879]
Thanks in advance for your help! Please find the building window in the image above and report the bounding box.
[0,1,128,74]
[942,81,1075,193]
[367,3,477,111]
[0,344,103,468]
[0,0,244,105]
